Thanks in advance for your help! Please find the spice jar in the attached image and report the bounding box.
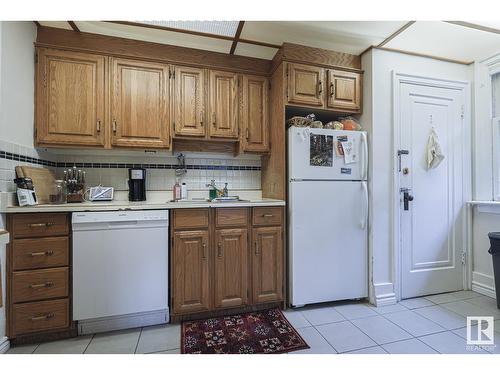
[49,179,67,204]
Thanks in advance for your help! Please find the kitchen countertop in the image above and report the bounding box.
[1,198,285,213]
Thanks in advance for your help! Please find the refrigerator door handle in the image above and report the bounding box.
[360,132,368,180]
[361,181,368,229]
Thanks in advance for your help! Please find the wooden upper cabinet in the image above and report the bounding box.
[287,63,324,107]
[327,69,362,113]
[173,66,206,138]
[252,226,283,304]
[241,75,269,153]
[172,230,210,314]
[214,228,248,309]
[36,48,106,147]
[209,70,239,139]
[110,58,170,148]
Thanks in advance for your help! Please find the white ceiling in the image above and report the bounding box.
[37,20,500,63]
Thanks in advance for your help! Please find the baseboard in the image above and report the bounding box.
[77,309,169,335]
[373,282,397,306]
[0,336,10,354]
[472,271,496,298]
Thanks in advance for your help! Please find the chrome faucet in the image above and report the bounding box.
[206,180,228,197]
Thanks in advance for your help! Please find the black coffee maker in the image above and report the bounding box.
[128,168,146,201]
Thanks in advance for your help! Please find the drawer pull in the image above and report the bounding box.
[30,282,54,289]
[262,214,274,218]
[202,243,207,260]
[255,240,259,255]
[30,250,54,257]
[217,242,223,258]
[28,222,54,228]
[30,313,54,321]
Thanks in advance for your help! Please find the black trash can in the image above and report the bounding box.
[488,232,500,309]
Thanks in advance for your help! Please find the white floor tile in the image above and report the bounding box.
[283,309,312,329]
[7,344,38,354]
[301,306,346,326]
[413,305,468,330]
[382,338,438,354]
[149,348,181,354]
[316,320,377,353]
[136,324,180,354]
[345,346,387,354]
[384,310,446,337]
[290,327,337,354]
[350,315,412,345]
[399,298,435,309]
[425,292,469,305]
[334,303,379,320]
[34,335,92,354]
[85,328,141,354]
[448,291,483,301]
[419,331,487,354]
[467,296,499,311]
[441,300,500,320]
[452,327,500,354]
[367,303,408,315]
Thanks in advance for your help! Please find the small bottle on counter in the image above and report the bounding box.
[181,182,188,200]
[173,179,181,201]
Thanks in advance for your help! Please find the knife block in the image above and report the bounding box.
[67,191,84,203]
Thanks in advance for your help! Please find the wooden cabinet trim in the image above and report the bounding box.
[12,237,69,271]
[326,69,362,112]
[173,209,209,230]
[287,62,325,107]
[241,75,269,153]
[12,267,69,304]
[209,70,239,139]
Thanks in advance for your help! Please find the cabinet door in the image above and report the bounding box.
[326,70,362,112]
[287,63,324,107]
[111,58,170,148]
[36,48,105,147]
[172,230,210,314]
[209,70,239,139]
[241,75,269,153]
[214,228,248,309]
[252,226,283,304]
[173,66,206,137]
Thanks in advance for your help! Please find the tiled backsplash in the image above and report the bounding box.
[0,140,262,193]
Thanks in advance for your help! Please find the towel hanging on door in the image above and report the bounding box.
[426,127,445,169]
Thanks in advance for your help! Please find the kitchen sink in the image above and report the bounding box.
[168,197,249,203]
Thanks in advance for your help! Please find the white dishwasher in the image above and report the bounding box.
[72,210,169,334]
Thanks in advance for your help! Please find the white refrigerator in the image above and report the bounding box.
[288,126,368,306]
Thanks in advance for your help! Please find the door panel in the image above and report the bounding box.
[209,70,239,139]
[173,66,206,137]
[399,82,464,298]
[172,230,210,314]
[242,75,269,153]
[36,49,105,147]
[287,63,324,107]
[214,228,248,309]
[111,58,170,148]
[327,70,362,112]
[252,226,283,304]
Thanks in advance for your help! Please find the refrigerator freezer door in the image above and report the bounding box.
[289,180,368,306]
[288,127,367,181]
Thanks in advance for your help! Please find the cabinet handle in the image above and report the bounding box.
[254,240,259,255]
[30,281,54,289]
[262,214,274,218]
[330,82,335,97]
[96,120,101,133]
[112,119,117,133]
[200,111,204,126]
[212,112,216,128]
[217,242,223,258]
[318,80,323,95]
[202,243,207,260]
[31,313,54,321]
[28,222,54,228]
[30,250,54,257]
[246,128,249,140]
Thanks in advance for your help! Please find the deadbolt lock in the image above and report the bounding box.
[403,168,410,175]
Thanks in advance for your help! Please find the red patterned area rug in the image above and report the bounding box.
[181,308,309,354]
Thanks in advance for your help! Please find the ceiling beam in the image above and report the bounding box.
[445,21,500,35]
[376,46,472,65]
[230,21,245,55]
[377,21,416,48]
[67,21,80,32]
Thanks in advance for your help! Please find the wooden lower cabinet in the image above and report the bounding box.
[171,207,284,319]
[172,230,210,314]
[214,228,248,309]
[252,226,283,304]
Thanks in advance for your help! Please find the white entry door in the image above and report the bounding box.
[397,76,467,299]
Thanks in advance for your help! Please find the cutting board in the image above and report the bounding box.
[15,166,56,204]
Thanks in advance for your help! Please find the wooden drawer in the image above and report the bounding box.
[12,237,69,271]
[11,213,69,238]
[252,207,283,226]
[12,267,69,303]
[215,208,249,228]
[173,209,209,229]
[12,298,69,336]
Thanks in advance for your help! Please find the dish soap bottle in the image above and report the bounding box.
[181,182,188,200]
[173,179,181,201]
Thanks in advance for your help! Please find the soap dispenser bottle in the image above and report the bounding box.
[173,179,181,201]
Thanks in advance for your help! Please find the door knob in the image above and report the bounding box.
[401,188,414,211]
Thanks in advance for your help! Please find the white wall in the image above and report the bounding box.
[360,48,472,305]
